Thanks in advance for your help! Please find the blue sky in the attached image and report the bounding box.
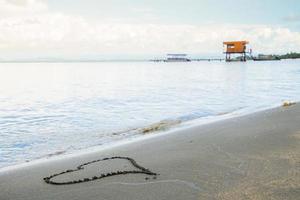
[0,0,299,59]
[48,0,300,28]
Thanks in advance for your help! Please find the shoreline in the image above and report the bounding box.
[1,103,300,199]
[0,101,296,172]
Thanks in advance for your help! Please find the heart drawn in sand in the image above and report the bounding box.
[43,156,158,185]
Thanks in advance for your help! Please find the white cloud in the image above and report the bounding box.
[283,14,300,22]
[0,2,300,58]
[0,0,48,17]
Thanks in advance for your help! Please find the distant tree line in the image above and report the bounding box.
[278,52,300,59]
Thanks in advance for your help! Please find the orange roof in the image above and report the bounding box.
[223,41,249,45]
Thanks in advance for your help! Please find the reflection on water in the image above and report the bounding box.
[0,60,300,168]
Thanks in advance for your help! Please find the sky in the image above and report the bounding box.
[0,0,300,59]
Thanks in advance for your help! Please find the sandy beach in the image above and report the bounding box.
[0,104,299,200]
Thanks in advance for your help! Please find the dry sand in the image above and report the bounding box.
[0,104,299,200]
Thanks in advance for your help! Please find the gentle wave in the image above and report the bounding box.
[1,60,300,168]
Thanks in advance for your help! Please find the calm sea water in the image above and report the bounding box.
[1,60,300,168]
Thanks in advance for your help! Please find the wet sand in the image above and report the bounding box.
[0,104,300,200]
